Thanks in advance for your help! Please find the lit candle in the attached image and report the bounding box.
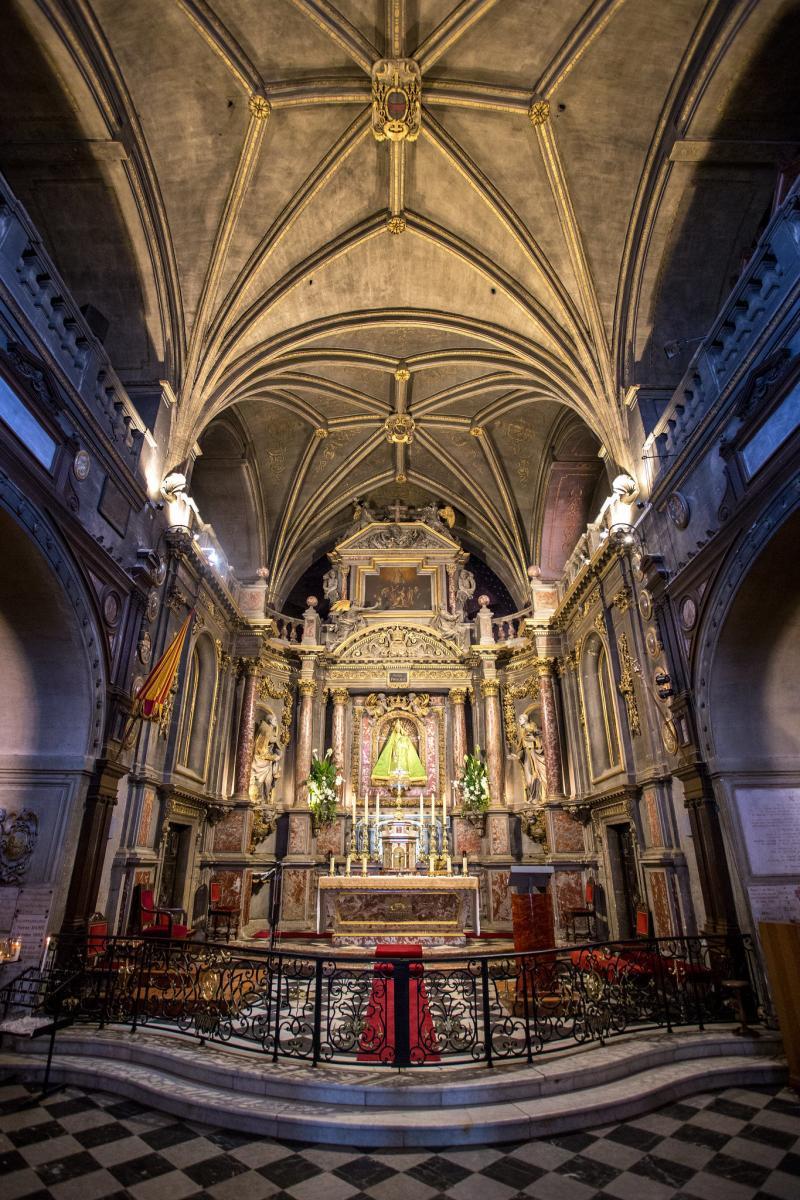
[429,792,434,827]
[375,793,381,828]
[364,791,369,830]
[351,792,356,822]
[442,790,447,825]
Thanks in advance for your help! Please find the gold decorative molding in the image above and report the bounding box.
[612,586,632,613]
[387,214,406,233]
[481,679,500,698]
[298,679,317,697]
[337,624,462,664]
[384,412,415,444]
[394,366,411,382]
[616,633,641,737]
[330,687,349,705]
[449,687,467,704]
[259,676,294,746]
[502,675,540,749]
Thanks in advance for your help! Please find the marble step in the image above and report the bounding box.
[3,1025,782,1110]
[0,1036,786,1147]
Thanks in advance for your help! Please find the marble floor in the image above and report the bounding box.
[1,1080,798,1200]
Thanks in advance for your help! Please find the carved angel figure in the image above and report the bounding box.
[249,713,282,804]
[432,606,460,640]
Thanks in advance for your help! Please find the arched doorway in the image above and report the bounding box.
[0,504,101,953]
[705,505,800,933]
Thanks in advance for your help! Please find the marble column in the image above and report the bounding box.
[481,679,506,806]
[537,657,564,800]
[340,565,350,601]
[233,659,259,798]
[330,688,349,774]
[449,688,468,773]
[294,679,316,805]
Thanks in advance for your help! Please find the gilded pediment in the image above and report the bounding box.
[335,622,463,663]
[335,521,459,554]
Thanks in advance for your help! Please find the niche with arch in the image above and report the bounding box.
[579,633,620,780]
[177,634,219,780]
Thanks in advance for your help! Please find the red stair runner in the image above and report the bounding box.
[357,944,440,1064]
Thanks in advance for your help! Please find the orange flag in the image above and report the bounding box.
[133,610,194,721]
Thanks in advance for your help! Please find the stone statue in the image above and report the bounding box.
[432,606,460,640]
[518,715,547,802]
[352,498,376,528]
[328,598,377,644]
[249,713,282,804]
[322,567,339,603]
[455,567,476,618]
[415,501,444,529]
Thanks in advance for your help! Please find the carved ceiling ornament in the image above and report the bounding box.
[337,623,462,664]
[371,59,421,143]
[384,413,415,444]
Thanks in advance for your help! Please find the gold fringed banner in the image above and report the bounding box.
[133,610,194,721]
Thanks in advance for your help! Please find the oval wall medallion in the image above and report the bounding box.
[645,625,662,658]
[638,589,652,620]
[73,448,91,481]
[679,595,698,631]
[666,491,690,529]
[662,719,678,755]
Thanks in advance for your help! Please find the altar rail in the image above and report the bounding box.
[4,933,762,1070]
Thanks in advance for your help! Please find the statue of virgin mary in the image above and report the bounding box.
[371,719,428,784]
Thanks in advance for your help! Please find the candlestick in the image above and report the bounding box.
[361,853,368,877]
[428,853,435,876]
[446,854,452,876]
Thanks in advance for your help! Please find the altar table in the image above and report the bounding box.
[317,874,480,946]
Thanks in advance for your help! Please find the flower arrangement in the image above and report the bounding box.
[459,747,490,825]
[306,749,341,829]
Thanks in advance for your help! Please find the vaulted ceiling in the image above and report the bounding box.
[2,0,796,605]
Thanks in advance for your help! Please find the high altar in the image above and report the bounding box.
[199,499,568,948]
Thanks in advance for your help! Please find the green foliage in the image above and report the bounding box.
[460,747,490,815]
[307,748,340,828]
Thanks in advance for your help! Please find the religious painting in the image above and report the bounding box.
[364,567,432,611]
[371,718,427,784]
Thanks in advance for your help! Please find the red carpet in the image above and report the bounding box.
[357,944,440,1064]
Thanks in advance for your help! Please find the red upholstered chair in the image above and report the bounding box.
[139,888,190,939]
[635,908,651,938]
[86,915,108,960]
[208,881,240,941]
[564,881,597,943]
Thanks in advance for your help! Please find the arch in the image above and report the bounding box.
[579,633,621,781]
[178,633,219,780]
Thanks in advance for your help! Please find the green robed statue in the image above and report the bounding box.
[371,719,428,784]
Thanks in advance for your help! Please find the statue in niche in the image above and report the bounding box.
[371,719,428,785]
[517,713,547,802]
[455,567,476,618]
[322,567,339,603]
[249,712,282,804]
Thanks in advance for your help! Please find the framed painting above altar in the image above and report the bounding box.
[363,566,433,611]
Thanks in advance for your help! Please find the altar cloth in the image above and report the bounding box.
[317,874,480,945]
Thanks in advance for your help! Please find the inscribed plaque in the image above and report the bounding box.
[736,787,800,876]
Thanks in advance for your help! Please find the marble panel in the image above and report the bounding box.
[137,787,155,847]
[214,809,245,852]
[288,814,310,854]
[489,869,511,924]
[550,809,584,853]
[315,820,343,857]
[211,870,241,909]
[649,870,671,936]
[488,813,510,855]
[644,787,663,848]
[281,868,309,921]
[454,817,482,857]
[553,869,583,927]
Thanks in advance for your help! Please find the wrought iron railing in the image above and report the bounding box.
[9,933,761,1070]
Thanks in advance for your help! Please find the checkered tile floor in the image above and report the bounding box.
[1,1080,798,1200]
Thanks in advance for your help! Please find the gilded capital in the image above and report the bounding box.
[298,680,316,697]
[330,687,349,706]
[481,679,500,698]
[449,687,467,704]
[536,656,556,678]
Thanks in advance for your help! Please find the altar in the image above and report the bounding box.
[317,874,480,946]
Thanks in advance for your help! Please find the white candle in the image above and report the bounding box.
[418,795,423,825]
[346,854,351,876]
[375,793,380,827]
[429,792,434,827]
[462,853,468,876]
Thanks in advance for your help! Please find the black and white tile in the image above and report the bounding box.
[1,1080,798,1199]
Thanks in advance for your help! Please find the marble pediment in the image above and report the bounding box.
[335,521,459,554]
[335,622,463,663]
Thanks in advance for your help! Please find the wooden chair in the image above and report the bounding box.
[139,888,190,939]
[564,880,596,943]
[208,881,240,941]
